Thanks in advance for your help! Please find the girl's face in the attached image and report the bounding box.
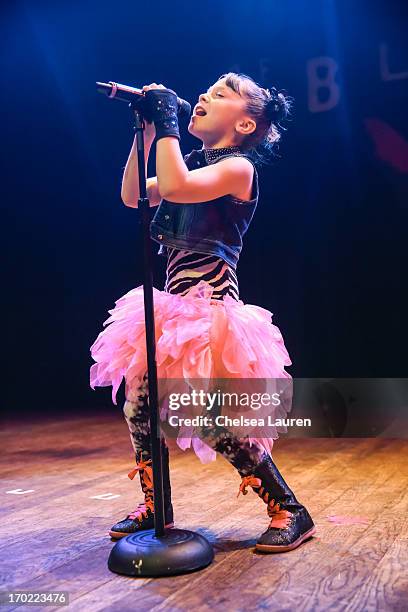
[188,78,255,147]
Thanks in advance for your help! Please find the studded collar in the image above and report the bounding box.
[202,145,243,165]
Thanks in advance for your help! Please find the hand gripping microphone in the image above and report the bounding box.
[96,81,191,118]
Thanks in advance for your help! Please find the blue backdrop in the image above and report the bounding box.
[2,0,407,414]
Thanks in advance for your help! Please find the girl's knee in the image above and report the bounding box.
[123,399,138,420]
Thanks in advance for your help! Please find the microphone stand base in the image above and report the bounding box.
[108,528,214,577]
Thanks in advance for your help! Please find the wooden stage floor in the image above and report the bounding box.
[2,411,407,611]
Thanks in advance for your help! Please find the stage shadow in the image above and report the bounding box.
[109,526,257,552]
[192,526,257,552]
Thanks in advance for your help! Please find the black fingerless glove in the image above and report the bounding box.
[141,89,180,142]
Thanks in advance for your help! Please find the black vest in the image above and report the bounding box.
[150,145,259,270]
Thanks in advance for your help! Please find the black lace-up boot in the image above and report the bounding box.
[109,442,174,539]
[237,454,316,552]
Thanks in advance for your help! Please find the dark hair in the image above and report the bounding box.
[217,71,294,166]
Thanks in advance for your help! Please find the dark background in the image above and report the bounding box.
[2,0,407,416]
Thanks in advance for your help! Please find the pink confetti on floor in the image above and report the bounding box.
[326,515,370,526]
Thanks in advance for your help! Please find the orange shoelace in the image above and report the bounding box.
[127,501,154,521]
[237,475,262,497]
[237,475,293,529]
[126,458,154,521]
[127,458,153,488]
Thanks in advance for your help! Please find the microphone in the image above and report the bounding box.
[96,81,191,118]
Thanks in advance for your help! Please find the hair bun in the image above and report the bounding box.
[265,87,287,123]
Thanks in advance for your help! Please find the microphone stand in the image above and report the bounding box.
[106,98,214,577]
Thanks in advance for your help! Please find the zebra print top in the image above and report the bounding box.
[164,247,240,301]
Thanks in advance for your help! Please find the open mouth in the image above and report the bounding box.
[194,105,207,117]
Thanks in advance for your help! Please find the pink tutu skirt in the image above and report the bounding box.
[89,280,293,463]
